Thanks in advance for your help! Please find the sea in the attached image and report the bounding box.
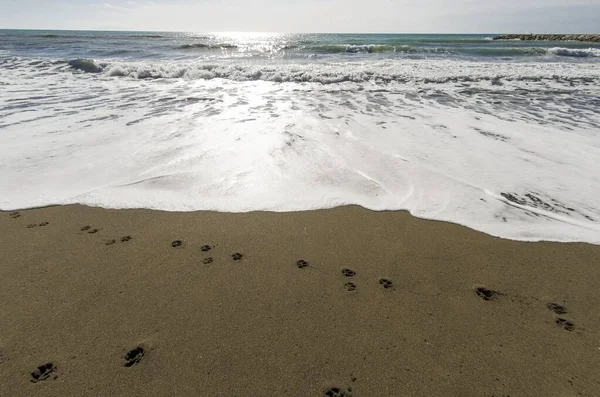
[1,30,599,243]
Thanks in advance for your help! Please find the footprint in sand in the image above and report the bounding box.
[39,222,49,227]
[342,268,356,277]
[9,212,21,219]
[30,363,58,383]
[171,240,183,248]
[105,239,117,246]
[296,259,309,269]
[547,303,567,315]
[556,318,576,332]
[379,278,394,289]
[232,253,244,261]
[324,387,353,397]
[121,236,132,242]
[344,282,357,292]
[27,224,37,229]
[81,226,91,231]
[88,229,100,234]
[124,346,145,367]
[201,245,213,252]
[202,257,214,264]
[475,287,501,301]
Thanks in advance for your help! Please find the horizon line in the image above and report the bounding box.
[1,28,598,35]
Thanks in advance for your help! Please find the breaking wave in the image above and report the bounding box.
[547,47,600,57]
[62,57,600,85]
[68,58,105,73]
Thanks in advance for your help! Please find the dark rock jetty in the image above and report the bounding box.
[493,34,600,43]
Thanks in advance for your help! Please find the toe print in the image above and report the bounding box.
[121,236,132,242]
[232,253,243,261]
[341,268,356,277]
[202,257,214,265]
[171,240,183,248]
[105,239,117,246]
[30,363,57,383]
[201,245,212,252]
[124,347,144,367]
[296,259,309,269]
[379,278,393,289]
[344,282,357,292]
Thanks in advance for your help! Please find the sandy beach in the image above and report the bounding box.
[0,205,598,396]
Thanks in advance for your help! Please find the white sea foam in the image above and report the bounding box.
[1,57,600,243]
[58,57,600,83]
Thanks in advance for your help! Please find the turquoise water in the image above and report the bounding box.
[1,30,599,62]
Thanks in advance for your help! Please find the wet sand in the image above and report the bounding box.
[1,205,599,396]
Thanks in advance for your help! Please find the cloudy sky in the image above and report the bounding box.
[0,0,599,33]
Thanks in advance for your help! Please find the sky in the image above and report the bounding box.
[0,0,599,33]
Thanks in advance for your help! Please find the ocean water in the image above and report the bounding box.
[1,30,600,243]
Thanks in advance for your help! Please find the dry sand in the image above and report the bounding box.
[1,205,599,396]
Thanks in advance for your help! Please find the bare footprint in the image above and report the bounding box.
[124,347,144,367]
[547,303,567,315]
[296,259,309,269]
[379,278,394,289]
[556,318,576,332]
[171,240,183,248]
[475,287,501,301]
[232,253,243,261]
[30,363,58,383]
[324,387,352,397]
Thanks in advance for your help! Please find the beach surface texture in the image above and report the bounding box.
[1,205,600,396]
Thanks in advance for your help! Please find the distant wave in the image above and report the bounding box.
[35,34,78,39]
[303,46,599,57]
[35,33,166,39]
[468,47,548,57]
[178,43,238,50]
[310,44,397,53]
[548,47,600,57]
[130,34,165,38]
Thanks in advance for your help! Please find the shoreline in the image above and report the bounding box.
[2,204,600,396]
[3,204,599,246]
[493,33,600,42]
